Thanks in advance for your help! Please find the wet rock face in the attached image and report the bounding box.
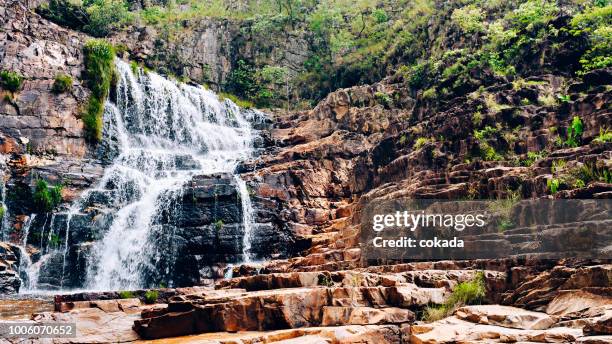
[166,173,292,286]
[0,242,21,293]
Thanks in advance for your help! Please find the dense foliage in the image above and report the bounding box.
[82,39,116,142]
[0,70,23,93]
[33,180,63,212]
[40,0,611,107]
[38,0,131,37]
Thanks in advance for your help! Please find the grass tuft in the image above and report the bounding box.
[52,74,73,93]
[423,271,486,322]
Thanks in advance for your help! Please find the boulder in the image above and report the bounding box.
[584,311,612,336]
[455,305,556,330]
[320,306,414,326]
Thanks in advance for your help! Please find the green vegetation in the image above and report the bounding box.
[37,0,612,106]
[593,127,612,144]
[572,163,612,185]
[565,116,584,148]
[374,91,392,107]
[490,189,520,231]
[546,158,610,194]
[423,271,486,322]
[317,273,334,287]
[521,151,547,167]
[33,179,63,212]
[474,126,504,161]
[38,0,132,37]
[570,5,612,74]
[214,219,224,231]
[52,74,73,93]
[144,290,159,304]
[118,290,135,299]
[547,178,560,194]
[0,205,5,220]
[451,5,485,33]
[414,137,432,149]
[49,233,61,247]
[82,39,116,142]
[223,60,290,107]
[0,70,23,92]
[218,92,254,109]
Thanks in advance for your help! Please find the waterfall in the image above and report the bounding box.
[17,214,36,291]
[235,176,255,262]
[1,177,9,241]
[79,60,258,290]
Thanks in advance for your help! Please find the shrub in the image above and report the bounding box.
[557,94,570,103]
[0,70,23,92]
[414,137,432,149]
[36,0,90,32]
[472,111,483,127]
[82,39,116,142]
[422,87,437,100]
[214,219,224,231]
[473,126,499,140]
[479,142,503,161]
[508,0,559,31]
[423,272,486,322]
[318,273,334,287]
[521,151,546,166]
[141,6,165,25]
[83,39,115,99]
[570,6,612,74]
[52,74,73,93]
[118,290,135,299]
[407,62,429,89]
[38,0,131,37]
[573,163,612,184]
[452,5,485,33]
[83,0,131,37]
[565,116,584,147]
[375,91,392,107]
[49,233,61,247]
[593,128,612,144]
[144,290,159,304]
[33,179,63,212]
[0,205,5,220]
[547,178,560,194]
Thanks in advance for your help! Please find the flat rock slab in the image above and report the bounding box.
[456,305,556,330]
[321,306,414,326]
[31,307,141,343]
[547,290,612,318]
[577,336,612,344]
[410,317,582,344]
[133,324,400,343]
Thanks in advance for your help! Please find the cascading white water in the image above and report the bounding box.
[82,60,258,290]
[0,175,10,242]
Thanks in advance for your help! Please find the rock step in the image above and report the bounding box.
[216,269,506,293]
[133,285,440,339]
[137,324,402,343]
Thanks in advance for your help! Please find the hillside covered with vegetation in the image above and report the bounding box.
[38,0,611,108]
